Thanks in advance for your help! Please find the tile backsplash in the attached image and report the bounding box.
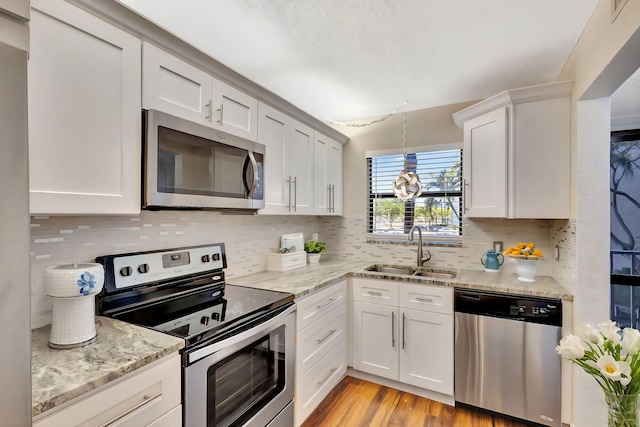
[30,211,322,328]
[31,212,568,328]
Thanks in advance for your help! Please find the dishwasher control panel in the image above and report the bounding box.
[455,290,562,326]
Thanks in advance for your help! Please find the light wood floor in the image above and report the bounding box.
[301,376,531,427]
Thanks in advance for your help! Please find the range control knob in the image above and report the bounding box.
[212,253,221,261]
[119,266,133,277]
[201,254,210,263]
[137,263,149,274]
[200,316,210,326]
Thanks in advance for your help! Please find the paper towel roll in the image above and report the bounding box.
[45,263,104,298]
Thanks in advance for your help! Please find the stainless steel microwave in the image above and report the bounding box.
[143,110,264,210]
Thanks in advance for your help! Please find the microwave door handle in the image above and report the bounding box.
[245,151,258,197]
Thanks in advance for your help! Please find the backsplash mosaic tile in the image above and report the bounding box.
[30,212,322,328]
[550,219,577,293]
[31,211,567,328]
[320,215,557,275]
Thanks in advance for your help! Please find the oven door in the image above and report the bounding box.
[183,304,295,427]
[144,109,264,210]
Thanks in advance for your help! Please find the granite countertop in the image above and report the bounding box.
[32,316,184,418]
[228,257,573,301]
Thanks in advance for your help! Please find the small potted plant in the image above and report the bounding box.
[304,240,326,264]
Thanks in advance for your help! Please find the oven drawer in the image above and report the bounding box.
[295,338,347,426]
[296,280,346,331]
[33,354,181,427]
[296,302,346,377]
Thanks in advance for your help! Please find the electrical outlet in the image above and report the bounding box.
[555,244,560,261]
[493,241,503,253]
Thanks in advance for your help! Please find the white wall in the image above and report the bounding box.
[556,0,640,424]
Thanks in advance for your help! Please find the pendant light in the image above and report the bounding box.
[392,112,422,202]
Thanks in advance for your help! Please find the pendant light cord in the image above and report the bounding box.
[330,100,408,128]
[403,111,407,170]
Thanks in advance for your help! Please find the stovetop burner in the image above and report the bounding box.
[95,244,293,349]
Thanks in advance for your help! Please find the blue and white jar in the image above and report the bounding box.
[45,263,104,349]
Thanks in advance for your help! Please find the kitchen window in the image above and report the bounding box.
[367,145,462,240]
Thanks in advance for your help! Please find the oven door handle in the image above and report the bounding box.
[187,304,296,364]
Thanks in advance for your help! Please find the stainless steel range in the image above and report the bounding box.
[96,243,295,427]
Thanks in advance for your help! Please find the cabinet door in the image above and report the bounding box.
[313,131,330,214]
[258,103,291,214]
[289,120,314,214]
[212,79,258,141]
[399,308,453,395]
[462,106,508,217]
[29,0,141,215]
[512,97,570,218]
[142,41,212,126]
[352,301,398,380]
[328,139,343,215]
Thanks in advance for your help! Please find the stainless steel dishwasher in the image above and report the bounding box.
[454,290,563,426]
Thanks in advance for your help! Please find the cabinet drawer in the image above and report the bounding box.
[352,278,398,306]
[297,303,346,377]
[268,252,306,272]
[33,354,181,427]
[296,280,346,331]
[147,404,182,427]
[295,338,347,426]
[399,283,453,315]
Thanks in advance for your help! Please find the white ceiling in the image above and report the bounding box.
[116,0,639,123]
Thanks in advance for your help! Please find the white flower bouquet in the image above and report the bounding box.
[557,321,640,427]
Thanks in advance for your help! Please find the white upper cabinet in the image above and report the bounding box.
[259,103,290,214]
[453,80,572,219]
[142,42,212,126]
[29,0,141,215]
[289,120,314,214]
[313,132,342,215]
[259,103,338,216]
[142,42,257,141]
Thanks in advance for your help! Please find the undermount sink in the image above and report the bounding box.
[364,265,456,279]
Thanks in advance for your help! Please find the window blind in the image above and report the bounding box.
[367,148,463,238]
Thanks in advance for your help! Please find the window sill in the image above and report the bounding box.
[366,234,462,248]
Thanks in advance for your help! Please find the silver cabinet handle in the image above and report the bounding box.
[330,184,335,212]
[205,100,212,121]
[327,184,332,213]
[463,178,469,213]
[217,103,224,124]
[316,298,335,310]
[402,313,406,350]
[292,176,297,212]
[367,291,382,296]
[391,311,395,348]
[317,367,338,388]
[415,297,434,303]
[317,329,338,345]
[286,176,292,212]
[246,151,258,197]
[101,391,162,427]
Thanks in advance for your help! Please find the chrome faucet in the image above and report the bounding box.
[408,225,432,267]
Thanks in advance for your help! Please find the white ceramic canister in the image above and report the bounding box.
[45,263,104,348]
[49,296,97,348]
[45,263,104,298]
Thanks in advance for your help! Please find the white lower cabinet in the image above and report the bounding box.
[295,280,347,426]
[351,278,454,397]
[33,354,182,427]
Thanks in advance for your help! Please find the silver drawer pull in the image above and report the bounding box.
[367,291,382,296]
[416,297,433,303]
[316,298,335,310]
[317,367,338,388]
[101,391,162,426]
[317,329,338,345]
